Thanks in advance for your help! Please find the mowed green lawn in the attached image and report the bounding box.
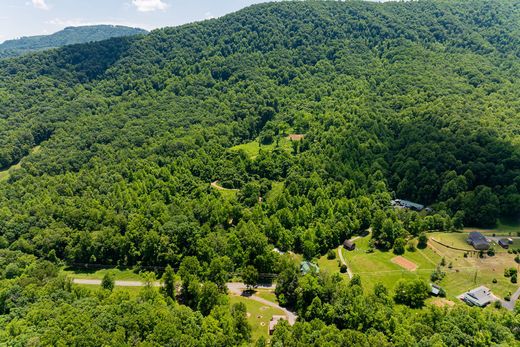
[431,232,520,254]
[64,268,145,281]
[228,295,286,343]
[230,138,292,159]
[428,233,519,298]
[342,237,440,292]
[74,283,143,298]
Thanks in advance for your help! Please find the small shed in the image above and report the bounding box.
[391,199,425,211]
[343,239,356,251]
[430,283,442,296]
[498,239,509,249]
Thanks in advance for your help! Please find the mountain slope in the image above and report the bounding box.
[0,25,147,58]
[0,1,519,344]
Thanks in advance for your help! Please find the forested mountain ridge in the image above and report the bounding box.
[0,25,147,59]
[0,1,520,345]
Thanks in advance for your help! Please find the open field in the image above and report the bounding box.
[75,283,143,298]
[431,232,520,253]
[64,268,145,281]
[316,253,343,275]
[230,138,292,159]
[343,233,519,299]
[428,233,519,298]
[463,219,520,235]
[0,145,41,182]
[228,294,286,343]
[342,236,440,292]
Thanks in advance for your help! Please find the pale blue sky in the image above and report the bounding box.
[0,0,272,43]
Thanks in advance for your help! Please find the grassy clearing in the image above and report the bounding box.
[75,283,143,298]
[228,295,285,343]
[343,236,440,292]
[0,146,41,182]
[64,268,144,281]
[265,181,284,202]
[216,188,238,200]
[432,232,520,253]
[230,138,292,159]
[463,218,520,235]
[428,233,519,298]
[254,289,278,303]
[316,253,343,275]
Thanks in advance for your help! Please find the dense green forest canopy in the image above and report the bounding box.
[1,0,520,345]
[0,25,147,59]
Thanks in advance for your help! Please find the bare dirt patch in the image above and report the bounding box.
[431,298,455,308]
[288,134,304,141]
[391,256,418,271]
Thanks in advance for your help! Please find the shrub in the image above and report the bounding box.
[417,234,428,249]
[440,257,446,266]
[407,240,416,252]
[327,249,336,260]
[101,273,115,292]
[492,278,498,284]
[340,264,348,273]
[487,248,495,257]
[430,266,446,282]
[439,288,446,298]
[393,238,406,255]
[504,268,517,278]
[515,255,520,264]
[511,274,517,284]
[494,300,502,309]
[463,252,468,258]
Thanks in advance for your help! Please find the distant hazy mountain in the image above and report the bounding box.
[0,25,147,58]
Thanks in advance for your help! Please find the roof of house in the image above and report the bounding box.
[343,239,355,247]
[464,286,492,307]
[467,231,489,246]
[392,199,424,210]
[430,283,441,295]
[300,261,319,275]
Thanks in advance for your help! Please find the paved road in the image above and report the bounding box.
[501,286,520,311]
[72,279,297,325]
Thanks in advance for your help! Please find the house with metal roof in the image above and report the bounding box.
[300,261,319,275]
[467,231,490,250]
[391,199,425,211]
[463,286,493,307]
